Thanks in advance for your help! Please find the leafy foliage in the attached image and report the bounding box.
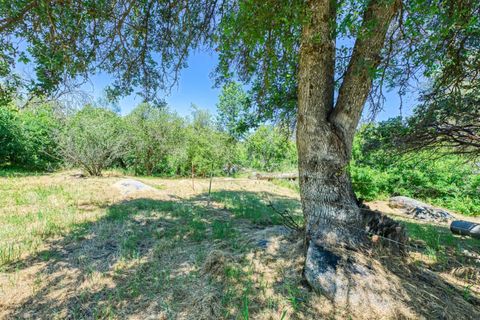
[216,82,252,140]
[400,90,480,159]
[0,104,22,164]
[123,103,186,175]
[58,105,124,176]
[244,125,297,172]
[0,102,60,169]
[351,123,480,215]
[183,107,233,177]
[19,103,61,169]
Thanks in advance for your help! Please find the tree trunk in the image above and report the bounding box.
[296,0,400,299]
[297,0,363,249]
[297,124,363,248]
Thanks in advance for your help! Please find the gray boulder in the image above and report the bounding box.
[113,179,157,195]
[389,196,454,222]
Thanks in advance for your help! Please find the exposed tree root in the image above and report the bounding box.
[304,241,417,318]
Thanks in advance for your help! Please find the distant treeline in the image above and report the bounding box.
[0,102,297,176]
[1,102,478,215]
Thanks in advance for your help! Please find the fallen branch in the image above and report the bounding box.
[250,172,298,181]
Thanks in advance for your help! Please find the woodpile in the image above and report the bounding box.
[250,172,298,180]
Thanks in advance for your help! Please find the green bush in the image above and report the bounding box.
[350,123,480,215]
[123,103,186,176]
[19,103,61,169]
[0,103,61,170]
[182,107,233,177]
[0,104,23,164]
[58,105,124,176]
[244,125,297,172]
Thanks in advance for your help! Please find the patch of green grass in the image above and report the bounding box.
[0,244,23,266]
[271,179,300,193]
[187,219,207,241]
[209,191,302,226]
[212,220,236,239]
[0,166,46,178]
[284,282,304,312]
[403,220,480,265]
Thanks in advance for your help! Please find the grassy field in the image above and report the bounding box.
[0,172,479,319]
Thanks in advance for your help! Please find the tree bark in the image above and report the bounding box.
[296,0,400,296]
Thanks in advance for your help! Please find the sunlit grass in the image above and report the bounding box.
[0,174,113,266]
[0,171,478,318]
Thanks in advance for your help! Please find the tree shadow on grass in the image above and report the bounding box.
[200,190,303,226]
[3,198,222,318]
[2,191,480,319]
[1,191,303,319]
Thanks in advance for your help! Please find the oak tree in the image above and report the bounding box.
[2,0,479,307]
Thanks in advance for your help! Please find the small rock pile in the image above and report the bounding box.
[362,208,408,254]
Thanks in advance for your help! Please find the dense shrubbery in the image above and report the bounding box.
[0,103,61,170]
[58,105,125,176]
[0,101,297,176]
[244,125,297,172]
[351,123,480,215]
[123,103,186,176]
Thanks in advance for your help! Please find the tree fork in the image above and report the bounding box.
[297,0,401,298]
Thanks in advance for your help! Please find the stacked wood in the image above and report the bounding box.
[361,206,408,254]
[250,172,298,180]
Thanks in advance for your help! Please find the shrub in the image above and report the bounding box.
[350,123,480,215]
[19,103,61,169]
[58,105,124,176]
[0,103,60,170]
[123,103,186,175]
[0,104,23,164]
[244,125,297,172]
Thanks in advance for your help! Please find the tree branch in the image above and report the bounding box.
[0,1,39,33]
[330,0,401,144]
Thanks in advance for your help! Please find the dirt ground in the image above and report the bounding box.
[0,172,479,319]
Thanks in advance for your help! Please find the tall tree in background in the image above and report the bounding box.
[216,82,252,140]
[1,0,479,307]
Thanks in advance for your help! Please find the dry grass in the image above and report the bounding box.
[0,171,479,319]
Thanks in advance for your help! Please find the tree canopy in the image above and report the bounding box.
[1,0,478,119]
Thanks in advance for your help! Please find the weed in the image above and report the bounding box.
[212,220,236,239]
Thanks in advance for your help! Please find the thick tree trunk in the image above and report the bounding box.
[297,124,363,247]
[296,0,400,300]
[297,0,363,250]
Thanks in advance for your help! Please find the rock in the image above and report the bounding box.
[113,179,156,195]
[389,196,454,222]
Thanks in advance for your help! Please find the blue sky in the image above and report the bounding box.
[17,45,417,122]
[81,50,222,117]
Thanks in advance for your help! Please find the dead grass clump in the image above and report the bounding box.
[451,266,479,281]
[188,283,223,320]
[201,249,231,278]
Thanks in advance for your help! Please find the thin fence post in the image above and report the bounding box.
[207,164,214,207]
[191,161,195,190]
